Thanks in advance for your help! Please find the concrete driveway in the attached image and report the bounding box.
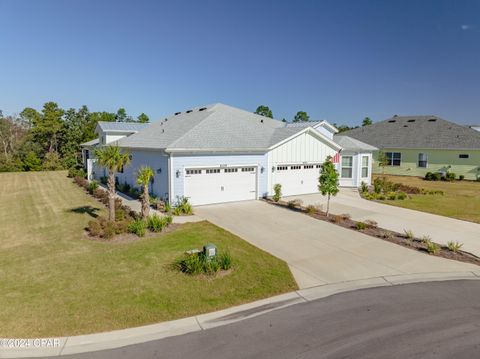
[196,201,478,289]
[287,189,480,257]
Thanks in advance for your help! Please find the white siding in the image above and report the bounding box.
[338,152,373,187]
[171,153,268,203]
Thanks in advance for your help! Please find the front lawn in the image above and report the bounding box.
[0,171,297,337]
[373,175,480,223]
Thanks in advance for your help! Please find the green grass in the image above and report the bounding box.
[374,175,480,223]
[0,171,297,337]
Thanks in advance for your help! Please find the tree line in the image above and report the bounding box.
[0,102,149,173]
[254,105,373,131]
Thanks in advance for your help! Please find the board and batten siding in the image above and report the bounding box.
[372,149,480,180]
[171,153,268,202]
[267,131,338,194]
[115,149,170,200]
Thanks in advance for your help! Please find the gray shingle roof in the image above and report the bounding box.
[333,135,377,152]
[342,116,480,150]
[115,103,340,151]
[97,121,149,133]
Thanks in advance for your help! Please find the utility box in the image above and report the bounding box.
[203,244,217,258]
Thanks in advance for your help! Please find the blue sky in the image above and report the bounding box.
[0,0,479,125]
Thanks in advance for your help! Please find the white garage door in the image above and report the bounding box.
[184,166,257,205]
[272,164,321,196]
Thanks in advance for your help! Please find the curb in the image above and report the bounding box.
[2,271,479,358]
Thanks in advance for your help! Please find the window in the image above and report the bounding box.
[277,166,288,171]
[290,165,301,170]
[206,169,220,174]
[418,153,428,168]
[241,167,255,172]
[315,164,322,168]
[386,152,401,166]
[459,154,469,159]
[361,156,369,177]
[303,165,314,169]
[224,168,238,173]
[186,169,202,175]
[341,156,353,178]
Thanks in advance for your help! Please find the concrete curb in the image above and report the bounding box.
[2,271,479,358]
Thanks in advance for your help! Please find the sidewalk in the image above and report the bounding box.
[2,272,479,358]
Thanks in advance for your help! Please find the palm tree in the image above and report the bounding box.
[95,146,130,221]
[136,166,154,219]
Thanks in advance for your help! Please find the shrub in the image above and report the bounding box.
[373,177,383,194]
[100,176,108,185]
[447,241,463,253]
[87,180,99,194]
[379,230,393,239]
[355,221,367,230]
[329,214,342,223]
[147,214,171,232]
[365,219,378,228]
[360,181,369,193]
[273,183,282,202]
[377,194,386,200]
[432,172,441,181]
[218,251,233,270]
[404,229,414,240]
[128,219,147,237]
[128,187,140,199]
[420,235,432,243]
[425,240,440,254]
[74,176,88,188]
[87,220,103,237]
[68,167,86,178]
[386,192,397,200]
[205,259,221,275]
[445,172,456,181]
[116,181,131,194]
[306,205,317,214]
[176,253,204,275]
[103,221,116,240]
[164,202,172,213]
[287,199,303,209]
[397,191,407,200]
[173,196,194,216]
[459,175,465,181]
[115,208,126,221]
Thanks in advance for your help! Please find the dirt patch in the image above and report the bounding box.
[264,199,480,267]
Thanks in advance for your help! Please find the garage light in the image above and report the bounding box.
[261,166,265,174]
[176,170,181,178]
[156,168,162,174]
[271,166,275,172]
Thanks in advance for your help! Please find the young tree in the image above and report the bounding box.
[293,111,309,122]
[362,117,372,126]
[254,105,273,118]
[95,146,131,221]
[137,113,150,123]
[318,156,339,216]
[136,166,154,219]
[377,150,388,175]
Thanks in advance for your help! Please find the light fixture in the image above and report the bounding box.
[176,170,180,178]
[271,166,275,172]
[156,168,162,174]
[260,166,265,174]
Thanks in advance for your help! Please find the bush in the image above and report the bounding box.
[87,220,103,237]
[74,176,88,188]
[447,241,463,253]
[87,180,99,194]
[355,222,367,230]
[404,229,414,240]
[273,183,282,202]
[173,196,194,216]
[176,253,204,275]
[424,172,434,181]
[373,177,383,194]
[432,172,441,181]
[115,208,126,221]
[100,176,108,185]
[116,181,131,194]
[287,199,303,209]
[103,221,116,240]
[421,235,432,243]
[164,202,172,213]
[176,250,232,276]
[128,219,147,237]
[68,166,86,178]
[445,172,456,181]
[128,187,140,199]
[386,192,397,200]
[360,181,369,193]
[397,191,407,200]
[306,205,317,214]
[377,194,386,200]
[147,214,171,232]
[218,252,233,270]
[425,240,440,254]
[459,175,465,181]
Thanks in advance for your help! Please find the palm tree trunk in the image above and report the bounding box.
[141,185,149,219]
[108,170,116,222]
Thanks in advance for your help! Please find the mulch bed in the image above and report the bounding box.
[264,198,480,266]
[84,223,182,243]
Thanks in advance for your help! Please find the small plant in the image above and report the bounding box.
[397,191,407,200]
[273,183,282,202]
[447,241,463,253]
[459,175,465,181]
[147,214,167,232]
[218,252,233,270]
[87,180,99,194]
[355,221,367,230]
[386,192,397,200]
[287,199,302,209]
[365,219,378,228]
[420,235,432,243]
[176,253,203,275]
[404,229,414,240]
[306,205,317,214]
[100,176,108,185]
[379,230,393,239]
[360,181,368,193]
[432,172,441,181]
[164,202,172,213]
[173,196,194,215]
[425,240,440,254]
[373,177,383,194]
[377,194,386,200]
[128,219,147,237]
[87,220,103,237]
[175,250,233,276]
[445,172,456,181]
[424,172,434,181]
[340,213,351,221]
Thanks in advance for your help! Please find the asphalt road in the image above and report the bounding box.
[50,280,480,359]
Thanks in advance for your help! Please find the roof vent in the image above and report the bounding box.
[388,120,396,123]
[428,118,437,122]
[261,119,264,123]
[199,107,207,111]
[186,110,193,113]
[162,129,165,133]
[403,125,408,127]
[174,112,181,116]
[407,119,415,123]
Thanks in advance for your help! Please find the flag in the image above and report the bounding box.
[331,152,340,163]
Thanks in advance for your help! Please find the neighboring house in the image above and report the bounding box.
[343,115,480,180]
[83,103,375,205]
[468,125,480,132]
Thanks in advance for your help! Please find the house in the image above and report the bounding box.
[83,103,375,205]
[343,115,480,180]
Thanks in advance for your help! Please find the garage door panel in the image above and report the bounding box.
[273,164,321,196]
[184,167,257,205]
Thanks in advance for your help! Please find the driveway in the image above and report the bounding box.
[287,189,480,257]
[195,201,478,289]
